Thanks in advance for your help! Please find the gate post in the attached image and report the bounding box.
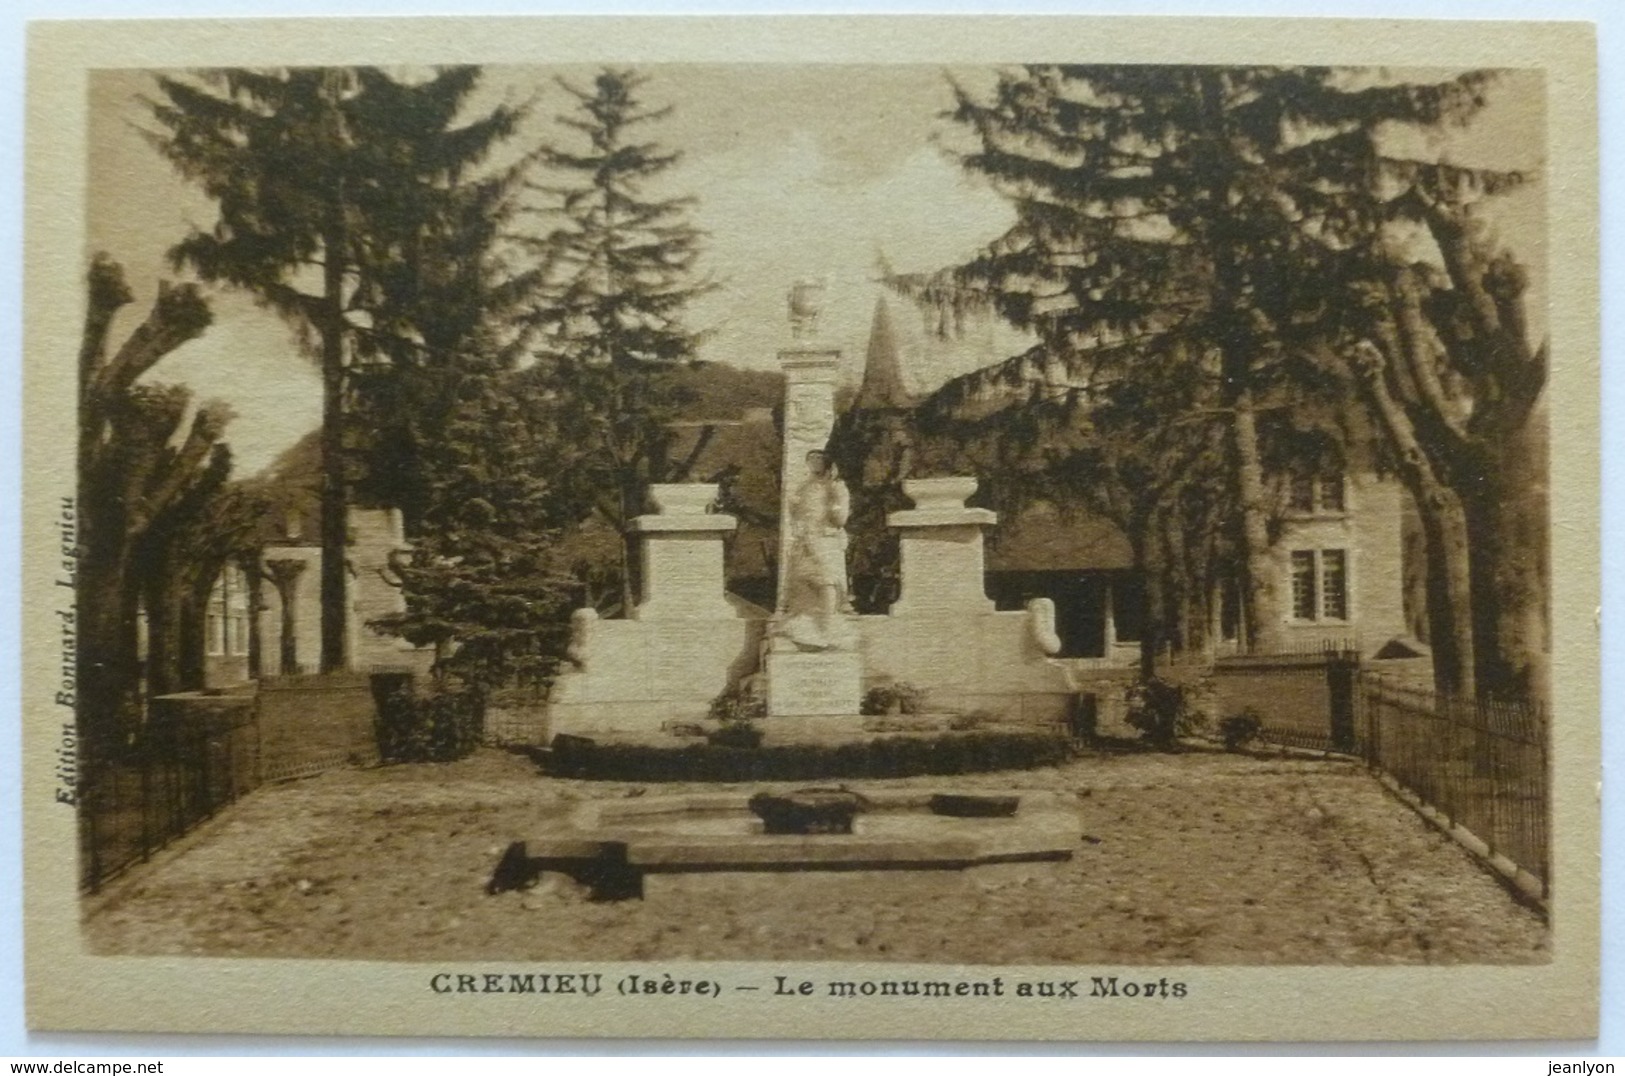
[1326,647,1361,753]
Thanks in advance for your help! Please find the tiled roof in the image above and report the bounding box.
[985,501,1134,572]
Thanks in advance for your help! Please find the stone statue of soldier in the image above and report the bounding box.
[781,449,852,651]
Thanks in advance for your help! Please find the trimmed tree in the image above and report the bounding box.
[140,480,267,696]
[78,255,223,743]
[1333,197,1547,702]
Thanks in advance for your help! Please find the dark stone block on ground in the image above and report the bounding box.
[748,789,865,834]
[929,793,1020,818]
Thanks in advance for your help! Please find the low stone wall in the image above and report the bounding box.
[147,689,261,797]
[143,678,383,783]
[1211,654,1334,746]
[547,615,765,740]
[857,608,1075,728]
[256,672,380,780]
[910,691,1074,730]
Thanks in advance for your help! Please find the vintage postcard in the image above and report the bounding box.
[22,14,1599,1041]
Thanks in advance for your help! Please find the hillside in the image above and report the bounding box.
[666,362,784,421]
[248,362,787,561]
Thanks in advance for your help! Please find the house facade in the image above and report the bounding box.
[1269,469,1408,655]
[850,296,1416,664]
[201,505,433,687]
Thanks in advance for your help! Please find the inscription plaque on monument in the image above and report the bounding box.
[764,647,863,717]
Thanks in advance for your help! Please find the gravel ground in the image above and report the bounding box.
[82,747,1548,965]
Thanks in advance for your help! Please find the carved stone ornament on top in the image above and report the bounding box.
[787,277,826,341]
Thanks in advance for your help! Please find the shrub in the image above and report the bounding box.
[708,681,766,723]
[543,730,1072,782]
[860,680,927,716]
[1218,710,1264,751]
[705,681,765,748]
[372,675,486,763]
[1125,676,1197,748]
[947,708,997,731]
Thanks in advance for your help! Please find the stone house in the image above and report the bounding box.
[1267,468,1409,655]
[849,296,1415,663]
[201,504,433,687]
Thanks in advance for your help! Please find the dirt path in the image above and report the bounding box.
[82,748,1547,965]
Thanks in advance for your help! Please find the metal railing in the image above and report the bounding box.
[1224,654,1549,898]
[1359,675,1549,897]
[79,674,391,892]
[78,699,258,892]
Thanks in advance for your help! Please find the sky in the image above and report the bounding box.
[87,64,1020,475]
[86,63,1543,477]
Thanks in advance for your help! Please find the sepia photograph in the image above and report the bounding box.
[20,14,1600,1042]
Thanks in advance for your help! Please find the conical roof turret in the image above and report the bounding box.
[853,296,915,411]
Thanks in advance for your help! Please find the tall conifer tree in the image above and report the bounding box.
[146,66,524,673]
[522,68,711,614]
[900,65,1522,685]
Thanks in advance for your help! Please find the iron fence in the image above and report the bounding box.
[1359,675,1549,897]
[1226,654,1549,898]
[79,675,387,892]
[78,696,258,892]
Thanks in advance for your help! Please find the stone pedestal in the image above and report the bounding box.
[629,484,736,622]
[765,644,863,717]
[886,477,997,618]
[547,484,762,742]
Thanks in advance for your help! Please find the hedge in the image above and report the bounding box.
[543,730,1072,782]
[372,675,486,763]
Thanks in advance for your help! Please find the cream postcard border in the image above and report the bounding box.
[22,14,1601,1041]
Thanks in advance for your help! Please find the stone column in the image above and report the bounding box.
[775,350,842,613]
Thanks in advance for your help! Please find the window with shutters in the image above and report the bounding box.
[1290,551,1317,620]
[1289,549,1349,622]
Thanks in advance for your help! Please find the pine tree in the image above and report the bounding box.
[901,65,1521,686]
[343,110,578,687]
[342,70,542,529]
[145,66,525,673]
[521,68,712,614]
[370,354,582,690]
